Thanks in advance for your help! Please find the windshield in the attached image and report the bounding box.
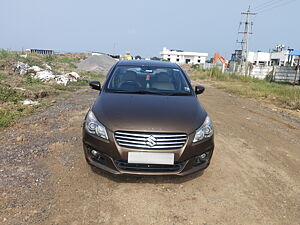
[106,65,193,95]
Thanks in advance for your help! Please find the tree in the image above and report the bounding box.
[150,57,161,61]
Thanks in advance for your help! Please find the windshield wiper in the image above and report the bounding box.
[111,90,165,95]
[166,92,192,96]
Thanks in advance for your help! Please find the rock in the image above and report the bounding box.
[35,91,49,98]
[34,70,55,82]
[51,100,57,103]
[14,87,26,91]
[55,75,69,86]
[16,136,25,142]
[22,99,39,105]
[65,72,80,82]
[14,62,30,75]
[28,66,42,73]
[44,64,52,70]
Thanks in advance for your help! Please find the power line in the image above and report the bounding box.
[252,0,283,11]
[255,0,297,14]
[234,14,243,50]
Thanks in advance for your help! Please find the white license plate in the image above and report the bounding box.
[128,152,174,165]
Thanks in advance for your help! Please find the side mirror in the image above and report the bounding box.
[89,81,101,90]
[195,85,205,95]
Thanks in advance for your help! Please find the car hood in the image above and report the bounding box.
[92,92,207,134]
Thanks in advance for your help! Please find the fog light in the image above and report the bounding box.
[200,153,207,159]
[194,156,203,165]
[91,150,98,156]
[193,151,211,166]
[89,148,106,165]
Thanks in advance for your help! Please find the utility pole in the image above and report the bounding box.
[238,6,256,75]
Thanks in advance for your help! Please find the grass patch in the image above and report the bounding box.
[191,68,300,110]
[0,49,20,61]
[76,72,106,87]
[191,67,255,82]
[0,73,7,81]
[0,108,19,127]
[25,75,45,85]
[0,103,48,127]
[0,85,24,103]
[70,80,89,86]
[80,71,105,81]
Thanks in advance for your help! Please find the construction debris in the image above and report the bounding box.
[28,66,42,73]
[34,70,55,82]
[44,64,52,70]
[13,62,80,86]
[21,99,40,105]
[55,75,69,86]
[14,62,30,75]
[65,72,80,82]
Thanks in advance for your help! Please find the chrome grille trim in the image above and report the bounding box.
[115,131,187,150]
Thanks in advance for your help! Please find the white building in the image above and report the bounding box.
[247,51,271,65]
[232,45,295,66]
[160,47,208,65]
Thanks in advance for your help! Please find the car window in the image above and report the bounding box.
[106,66,192,95]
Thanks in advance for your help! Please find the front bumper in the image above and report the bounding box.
[83,128,214,176]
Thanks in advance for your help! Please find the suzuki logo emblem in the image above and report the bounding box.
[146,135,157,147]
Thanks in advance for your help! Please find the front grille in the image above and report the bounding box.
[115,131,187,150]
[115,160,185,173]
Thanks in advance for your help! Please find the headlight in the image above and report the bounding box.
[193,116,213,143]
[85,110,108,140]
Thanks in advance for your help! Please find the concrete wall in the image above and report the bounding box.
[230,64,299,84]
[249,65,299,83]
[274,66,300,83]
[250,65,273,79]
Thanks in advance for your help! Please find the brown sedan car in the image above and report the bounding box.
[83,60,214,176]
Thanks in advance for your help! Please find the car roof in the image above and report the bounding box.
[116,60,180,68]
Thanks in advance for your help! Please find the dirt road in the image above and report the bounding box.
[1,82,299,225]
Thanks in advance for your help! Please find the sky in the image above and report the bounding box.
[0,0,299,59]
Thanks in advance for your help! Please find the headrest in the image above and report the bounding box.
[123,71,137,81]
[157,72,171,82]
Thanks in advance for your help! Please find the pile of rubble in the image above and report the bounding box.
[76,55,116,73]
[14,62,80,86]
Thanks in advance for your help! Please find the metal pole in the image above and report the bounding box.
[239,6,256,75]
[293,57,300,86]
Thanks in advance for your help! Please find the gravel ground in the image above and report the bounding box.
[0,82,299,225]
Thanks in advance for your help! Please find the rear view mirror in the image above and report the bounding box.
[195,85,205,95]
[89,81,101,90]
